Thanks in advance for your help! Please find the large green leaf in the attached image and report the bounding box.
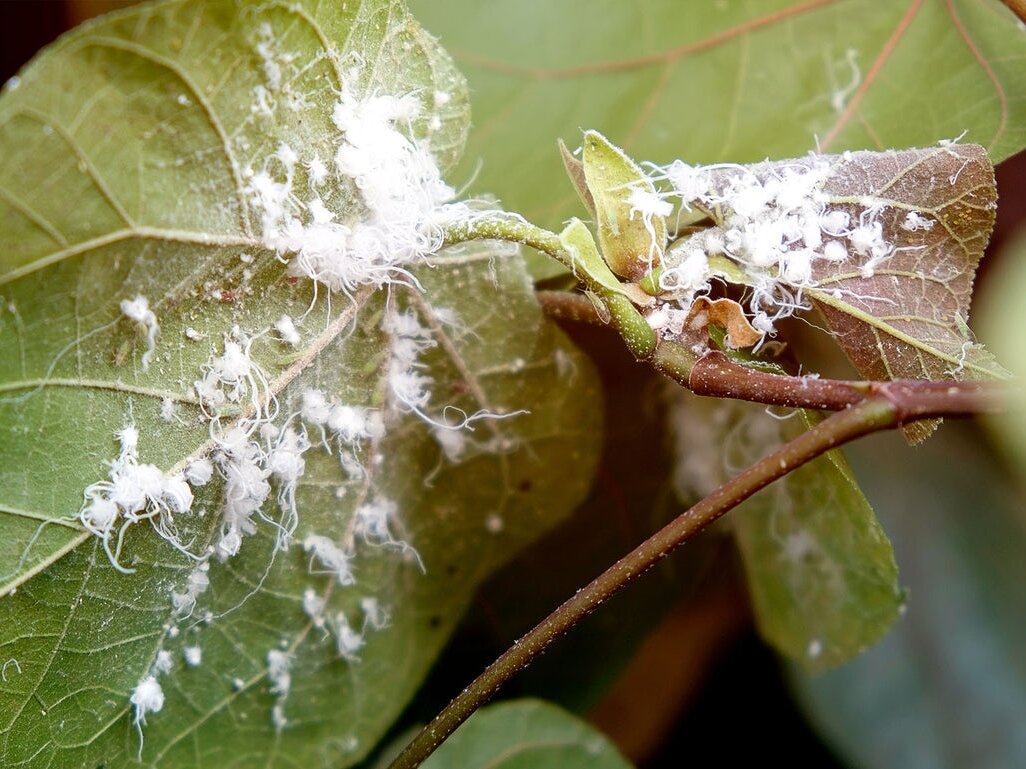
[791,427,1026,769]
[979,227,1026,476]
[410,0,1026,278]
[0,2,601,767]
[0,0,471,612]
[669,396,902,670]
[418,699,633,769]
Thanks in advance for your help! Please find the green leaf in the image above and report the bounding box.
[0,2,602,767]
[558,218,625,296]
[0,244,600,769]
[979,227,1026,476]
[409,0,1026,278]
[0,0,464,605]
[558,139,594,215]
[669,396,902,670]
[791,427,1026,769]
[581,130,665,281]
[419,699,633,769]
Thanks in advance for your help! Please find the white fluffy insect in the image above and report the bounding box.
[120,295,159,371]
[152,650,173,675]
[306,155,329,187]
[212,427,272,559]
[354,499,398,544]
[80,425,204,572]
[265,427,309,545]
[194,333,270,419]
[303,534,355,585]
[171,562,210,618]
[384,310,435,417]
[902,210,935,232]
[267,649,291,690]
[184,457,214,487]
[333,612,365,660]
[299,388,331,424]
[130,676,164,725]
[302,587,328,629]
[274,314,302,346]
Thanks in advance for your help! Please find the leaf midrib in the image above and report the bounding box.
[0,227,260,286]
[808,287,994,378]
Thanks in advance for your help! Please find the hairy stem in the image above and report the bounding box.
[535,288,1003,416]
[672,349,1004,416]
[443,216,567,270]
[443,217,656,358]
[388,387,985,769]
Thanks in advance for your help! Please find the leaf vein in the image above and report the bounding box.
[79,36,253,235]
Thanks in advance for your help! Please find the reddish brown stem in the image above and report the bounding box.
[1000,0,1026,23]
[387,388,985,769]
[536,289,608,326]
[537,290,1005,417]
[685,350,1003,416]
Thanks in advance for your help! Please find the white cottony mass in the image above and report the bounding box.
[250,86,469,298]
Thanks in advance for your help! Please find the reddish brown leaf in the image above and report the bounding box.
[687,297,762,349]
[811,146,1001,440]
[694,144,1004,441]
[808,146,997,378]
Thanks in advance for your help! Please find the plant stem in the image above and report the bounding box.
[444,217,656,357]
[387,388,985,769]
[536,288,608,325]
[1000,0,1026,23]
[675,349,1004,416]
[535,290,609,326]
[535,289,1004,417]
[443,216,568,271]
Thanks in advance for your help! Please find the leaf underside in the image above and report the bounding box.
[419,698,633,769]
[697,144,1002,443]
[669,395,902,671]
[809,147,1000,442]
[0,2,602,767]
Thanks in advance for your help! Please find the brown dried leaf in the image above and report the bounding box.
[700,145,1004,441]
[811,146,1001,441]
[687,297,762,349]
[807,146,999,378]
